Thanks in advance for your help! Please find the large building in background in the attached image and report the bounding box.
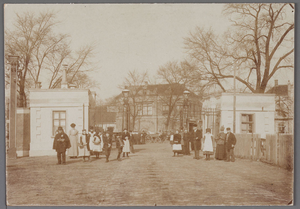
[114,83,202,133]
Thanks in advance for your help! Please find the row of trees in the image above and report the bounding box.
[115,3,294,131]
[5,11,97,107]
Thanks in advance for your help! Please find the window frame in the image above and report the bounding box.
[240,113,254,133]
[52,111,67,136]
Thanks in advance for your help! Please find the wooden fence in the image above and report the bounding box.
[234,133,293,170]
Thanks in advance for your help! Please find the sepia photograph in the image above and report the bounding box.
[4,3,294,206]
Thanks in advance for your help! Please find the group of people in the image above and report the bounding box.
[52,123,135,165]
[170,125,237,162]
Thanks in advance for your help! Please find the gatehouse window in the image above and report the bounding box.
[53,111,66,135]
[241,114,254,133]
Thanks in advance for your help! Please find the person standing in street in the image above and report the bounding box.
[225,127,237,162]
[78,129,91,162]
[215,126,226,160]
[68,123,79,158]
[193,125,202,160]
[129,130,135,154]
[183,129,190,155]
[116,135,124,161]
[122,129,131,157]
[103,131,112,162]
[203,128,214,160]
[53,126,71,165]
[172,130,182,156]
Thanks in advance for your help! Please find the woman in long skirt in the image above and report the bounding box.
[203,128,214,160]
[215,126,226,160]
[68,123,79,158]
[122,130,131,157]
[172,130,182,156]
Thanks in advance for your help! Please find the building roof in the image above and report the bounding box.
[266,85,288,96]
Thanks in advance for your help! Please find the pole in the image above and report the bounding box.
[233,62,236,133]
[8,56,19,158]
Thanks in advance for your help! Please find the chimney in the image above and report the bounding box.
[35,81,42,89]
[274,79,278,86]
[61,64,68,89]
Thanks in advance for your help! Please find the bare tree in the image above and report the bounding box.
[157,61,187,130]
[119,70,149,131]
[185,3,294,93]
[5,11,97,106]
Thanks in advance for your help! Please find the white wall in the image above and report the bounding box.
[29,89,90,156]
[220,93,275,135]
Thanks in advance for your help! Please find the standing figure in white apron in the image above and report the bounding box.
[68,123,79,158]
[203,128,214,160]
[90,131,102,158]
[122,129,130,157]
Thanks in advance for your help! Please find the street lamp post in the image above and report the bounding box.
[183,90,190,130]
[8,55,19,158]
[122,89,130,131]
[210,97,217,136]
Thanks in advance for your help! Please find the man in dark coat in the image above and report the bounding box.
[182,129,190,155]
[225,127,237,162]
[193,125,202,160]
[103,132,112,162]
[116,135,124,161]
[53,126,71,165]
[129,130,135,153]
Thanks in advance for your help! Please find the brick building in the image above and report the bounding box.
[114,83,202,133]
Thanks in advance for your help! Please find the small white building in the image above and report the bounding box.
[29,88,95,156]
[203,93,276,136]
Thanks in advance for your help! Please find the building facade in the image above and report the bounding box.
[29,88,96,156]
[203,93,276,136]
[114,83,202,133]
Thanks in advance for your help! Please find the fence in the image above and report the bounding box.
[234,133,293,170]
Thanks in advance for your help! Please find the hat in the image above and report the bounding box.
[70,123,76,128]
[226,127,231,131]
[57,126,63,131]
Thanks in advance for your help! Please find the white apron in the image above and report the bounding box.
[122,139,130,153]
[203,133,214,152]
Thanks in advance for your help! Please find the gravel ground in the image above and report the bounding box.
[6,142,293,206]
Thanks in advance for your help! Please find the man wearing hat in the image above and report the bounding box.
[53,127,71,165]
[192,125,202,160]
[225,127,237,162]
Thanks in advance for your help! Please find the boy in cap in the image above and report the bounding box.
[225,127,237,162]
[53,127,71,165]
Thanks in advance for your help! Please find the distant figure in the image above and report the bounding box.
[122,129,130,157]
[172,130,182,157]
[78,129,91,162]
[129,130,135,153]
[183,129,190,155]
[116,135,124,161]
[215,126,226,160]
[53,126,71,165]
[225,127,236,162]
[68,123,79,158]
[103,132,112,162]
[141,130,146,144]
[203,128,214,160]
[193,125,202,160]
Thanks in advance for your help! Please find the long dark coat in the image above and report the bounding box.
[53,132,71,153]
[103,135,112,152]
[225,132,237,150]
[193,129,202,151]
[173,134,181,144]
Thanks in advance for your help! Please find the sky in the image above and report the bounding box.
[4,4,294,100]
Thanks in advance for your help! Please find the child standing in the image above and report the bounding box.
[116,135,124,161]
[203,128,214,160]
[79,129,91,162]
